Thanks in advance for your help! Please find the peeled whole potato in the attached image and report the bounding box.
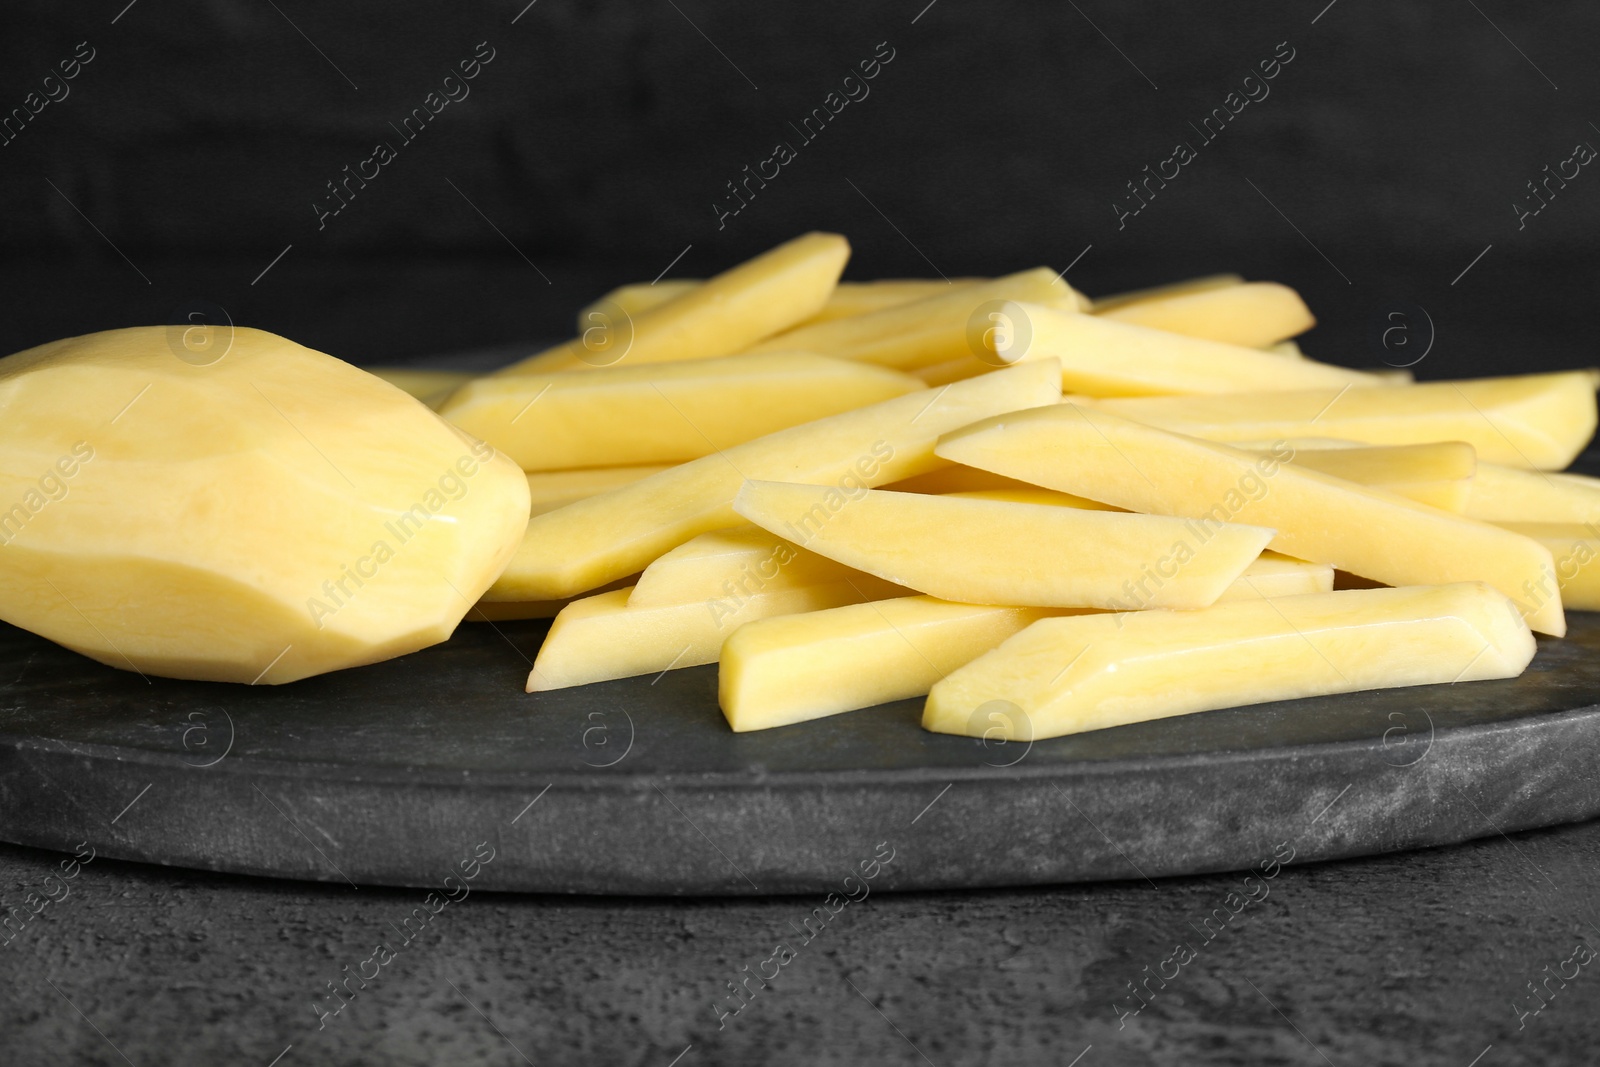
[0,326,530,683]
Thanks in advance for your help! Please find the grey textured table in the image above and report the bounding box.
[1,819,1597,1066]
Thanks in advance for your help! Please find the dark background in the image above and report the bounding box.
[6,6,1600,1066]
[2,0,1595,373]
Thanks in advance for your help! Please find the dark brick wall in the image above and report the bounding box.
[1,1,1596,370]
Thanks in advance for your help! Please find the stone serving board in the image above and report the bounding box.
[0,606,1596,896]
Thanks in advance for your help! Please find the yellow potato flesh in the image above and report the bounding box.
[1093,371,1600,470]
[883,467,1043,495]
[577,278,985,330]
[992,301,1384,397]
[526,580,894,691]
[1095,282,1315,349]
[525,466,672,516]
[1265,340,1304,357]
[1203,437,1475,508]
[1271,441,1477,513]
[807,279,989,321]
[1375,480,1470,512]
[627,524,906,607]
[575,279,700,326]
[1494,522,1600,609]
[918,487,1328,593]
[924,583,1536,740]
[942,487,1125,510]
[732,480,1275,609]
[365,367,473,409]
[442,353,921,471]
[1088,273,1245,312]
[936,404,1565,635]
[721,597,1069,731]
[499,231,850,374]
[719,552,1334,732]
[1465,464,1600,523]
[1219,551,1334,600]
[487,360,1062,601]
[882,465,1074,496]
[911,355,991,388]
[467,576,639,621]
[0,327,530,683]
[743,269,1083,369]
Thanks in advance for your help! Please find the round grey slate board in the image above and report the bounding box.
[0,609,1598,896]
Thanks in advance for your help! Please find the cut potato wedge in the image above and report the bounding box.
[882,465,1082,497]
[487,360,1063,601]
[910,355,993,388]
[897,441,1469,511]
[442,353,922,471]
[732,480,1275,609]
[721,597,1071,731]
[743,269,1084,369]
[575,279,701,326]
[987,301,1384,397]
[577,278,985,331]
[1465,464,1600,523]
[1093,371,1600,470]
[942,487,1125,510]
[924,583,1536,740]
[527,580,893,691]
[809,279,988,322]
[1493,522,1600,610]
[627,524,907,607]
[1271,441,1477,513]
[1220,551,1335,600]
[1088,273,1245,312]
[937,404,1565,635]
[499,232,850,374]
[718,549,1334,732]
[1095,282,1315,349]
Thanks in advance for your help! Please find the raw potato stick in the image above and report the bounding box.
[1494,522,1600,610]
[441,353,923,471]
[923,583,1536,741]
[498,231,850,374]
[732,480,1275,610]
[1095,282,1315,349]
[576,278,986,330]
[627,524,907,607]
[576,279,700,325]
[806,279,990,322]
[936,403,1566,635]
[1465,464,1600,523]
[718,553,1334,732]
[742,269,1084,368]
[987,300,1385,396]
[486,360,1063,601]
[1269,441,1477,512]
[1218,551,1334,600]
[526,579,896,691]
[1092,371,1600,470]
[1088,273,1245,312]
[721,597,1071,731]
